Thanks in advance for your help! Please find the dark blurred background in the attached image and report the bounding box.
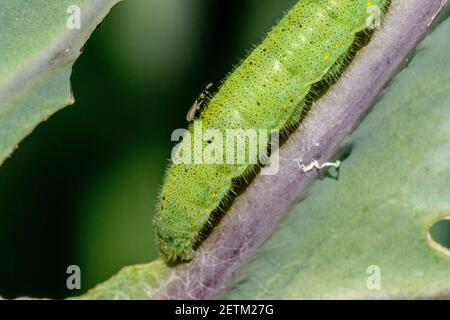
[0,0,297,299]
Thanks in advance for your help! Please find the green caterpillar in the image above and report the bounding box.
[155,0,387,261]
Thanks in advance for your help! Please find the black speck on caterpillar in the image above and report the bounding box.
[155,0,388,262]
[186,83,213,122]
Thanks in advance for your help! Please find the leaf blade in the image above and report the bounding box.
[0,0,121,165]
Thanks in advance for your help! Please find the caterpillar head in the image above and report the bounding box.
[158,232,195,262]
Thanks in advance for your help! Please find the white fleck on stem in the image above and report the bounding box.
[296,159,341,173]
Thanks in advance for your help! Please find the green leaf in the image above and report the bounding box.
[0,0,120,165]
[226,15,450,299]
[78,260,171,300]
